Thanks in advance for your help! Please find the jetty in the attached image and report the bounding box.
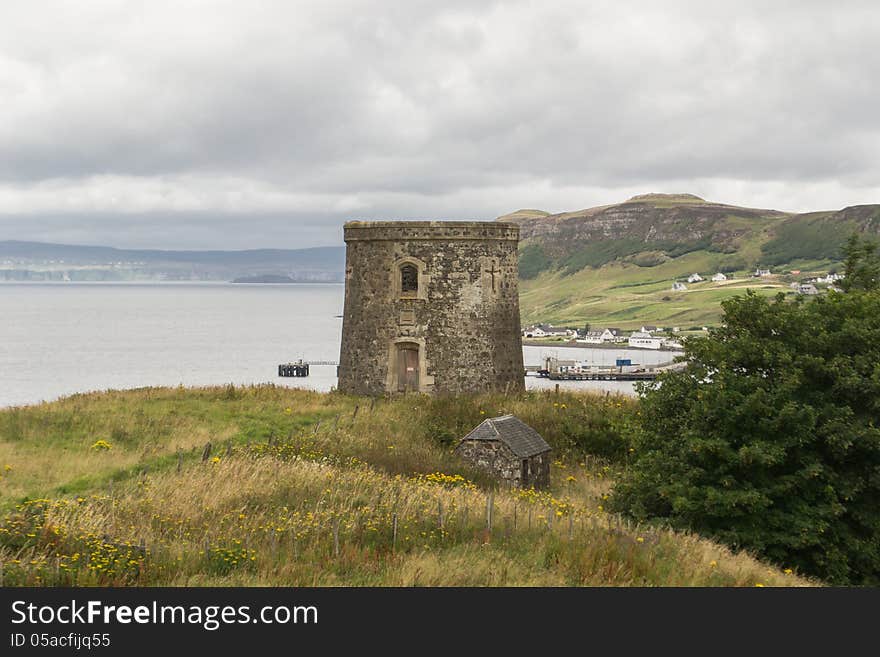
[527,355,686,382]
[277,359,339,377]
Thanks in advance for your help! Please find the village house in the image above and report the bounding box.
[814,273,844,284]
[672,281,688,291]
[640,325,661,333]
[577,330,605,344]
[523,324,570,338]
[711,272,727,282]
[687,273,704,283]
[754,268,772,277]
[455,415,552,489]
[797,283,819,295]
[662,336,684,350]
[601,328,625,342]
[628,331,662,349]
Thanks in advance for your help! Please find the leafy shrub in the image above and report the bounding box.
[612,239,880,583]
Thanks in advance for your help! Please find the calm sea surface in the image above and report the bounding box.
[0,283,677,408]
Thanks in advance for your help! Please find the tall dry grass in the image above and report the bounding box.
[0,385,813,586]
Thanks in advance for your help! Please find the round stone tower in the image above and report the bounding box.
[338,221,524,395]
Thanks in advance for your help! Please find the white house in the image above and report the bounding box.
[815,273,844,284]
[524,324,569,338]
[662,337,684,350]
[687,273,704,283]
[540,324,570,337]
[601,328,625,342]
[640,325,661,333]
[711,272,727,282]
[797,284,819,296]
[754,268,772,277]
[672,282,688,291]
[577,330,605,344]
[628,331,662,349]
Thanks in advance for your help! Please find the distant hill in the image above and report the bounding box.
[0,241,345,282]
[502,194,880,327]
[231,274,299,284]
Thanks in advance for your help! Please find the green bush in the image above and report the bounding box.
[612,238,880,583]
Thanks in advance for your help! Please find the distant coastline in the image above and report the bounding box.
[231,274,298,284]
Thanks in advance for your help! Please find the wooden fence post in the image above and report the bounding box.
[392,513,398,553]
[369,398,375,413]
[177,448,183,473]
[201,442,212,462]
[513,503,517,530]
[352,405,359,420]
[314,420,321,435]
[486,492,494,532]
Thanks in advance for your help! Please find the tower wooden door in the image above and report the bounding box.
[397,345,419,392]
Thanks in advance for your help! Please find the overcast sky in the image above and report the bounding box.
[1,0,878,249]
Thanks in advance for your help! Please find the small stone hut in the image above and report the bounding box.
[455,415,551,489]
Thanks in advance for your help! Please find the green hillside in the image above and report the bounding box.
[504,194,880,328]
[0,385,810,587]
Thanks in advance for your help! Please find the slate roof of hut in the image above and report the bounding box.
[460,415,551,458]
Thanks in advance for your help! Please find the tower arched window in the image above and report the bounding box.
[400,263,418,294]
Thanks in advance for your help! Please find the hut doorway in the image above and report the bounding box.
[397,343,420,392]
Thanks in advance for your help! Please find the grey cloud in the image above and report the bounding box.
[0,0,878,248]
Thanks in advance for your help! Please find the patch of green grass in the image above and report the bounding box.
[519,243,553,279]
[0,386,811,587]
[761,216,854,266]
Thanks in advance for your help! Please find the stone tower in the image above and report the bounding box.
[338,221,524,395]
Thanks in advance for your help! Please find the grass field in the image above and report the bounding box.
[0,385,811,586]
[518,249,835,328]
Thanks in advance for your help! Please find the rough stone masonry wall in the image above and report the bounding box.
[455,440,522,485]
[338,221,524,395]
[454,440,551,489]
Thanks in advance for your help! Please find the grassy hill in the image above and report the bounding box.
[0,385,809,586]
[504,194,880,328]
